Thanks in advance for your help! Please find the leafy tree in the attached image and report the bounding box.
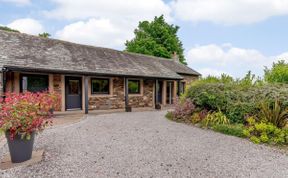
[264,60,288,84]
[0,26,19,33]
[38,32,51,38]
[125,15,187,64]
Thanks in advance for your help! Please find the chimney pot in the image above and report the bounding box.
[172,52,179,63]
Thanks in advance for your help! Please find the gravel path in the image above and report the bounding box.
[1,110,288,178]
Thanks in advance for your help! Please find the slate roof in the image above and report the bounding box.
[0,30,200,79]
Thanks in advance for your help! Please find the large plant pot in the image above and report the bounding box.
[5,132,35,163]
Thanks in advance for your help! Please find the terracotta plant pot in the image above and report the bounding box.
[5,132,35,163]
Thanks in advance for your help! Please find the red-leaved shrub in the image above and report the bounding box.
[172,98,196,122]
[0,91,60,140]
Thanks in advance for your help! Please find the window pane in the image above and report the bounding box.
[69,80,80,95]
[91,79,109,94]
[180,82,185,93]
[22,75,48,92]
[128,80,140,94]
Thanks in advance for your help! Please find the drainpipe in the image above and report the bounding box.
[124,77,130,112]
[84,76,89,114]
[1,67,8,102]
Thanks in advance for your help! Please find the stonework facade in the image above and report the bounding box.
[181,74,199,84]
[89,77,125,110]
[128,80,154,108]
[88,78,154,110]
[2,71,198,112]
[53,74,62,111]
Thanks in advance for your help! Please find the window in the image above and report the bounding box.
[68,80,80,95]
[21,74,49,93]
[91,78,110,94]
[128,80,140,94]
[180,82,186,93]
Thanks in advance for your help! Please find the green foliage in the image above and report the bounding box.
[185,77,288,124]
[38,32,51,38]
[190,110,207,124]
[165,111,173,120]
[226,102,256,124]
[212,124,245,138]
[125,15,187,64]
[203,111,230,127]
[264,60,288,84]
[243,117,288,144]
[258,99,288,128]
[0,26,19,33]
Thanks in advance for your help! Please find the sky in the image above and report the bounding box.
[1,0,288,78]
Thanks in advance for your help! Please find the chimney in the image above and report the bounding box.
[172,51,179,63]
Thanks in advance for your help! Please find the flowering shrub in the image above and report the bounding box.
[171,98,195,122]
[0,91,60,140]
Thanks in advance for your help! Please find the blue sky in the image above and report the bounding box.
[1,0,288,78]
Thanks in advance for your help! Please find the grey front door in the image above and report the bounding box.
[65,77,82,110]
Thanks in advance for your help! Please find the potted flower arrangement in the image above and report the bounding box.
[0,91,59,163]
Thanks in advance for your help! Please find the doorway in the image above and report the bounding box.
[65,76,82,110]
[166,81,174,104]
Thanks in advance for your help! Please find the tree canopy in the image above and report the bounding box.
[264,60,288,84]
[125,15,187,64]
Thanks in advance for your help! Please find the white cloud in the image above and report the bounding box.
[7,18,44,35]
[56,18,132,48]
[46,0,171,21]
[47,0,171,48]
[0,0,30,5]
[187,44,288,77]
[171,0,288,25]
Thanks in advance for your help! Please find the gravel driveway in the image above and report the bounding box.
[1,110,288,178]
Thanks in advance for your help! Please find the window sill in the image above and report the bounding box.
[90,94,112,97]
[128,93,143,97]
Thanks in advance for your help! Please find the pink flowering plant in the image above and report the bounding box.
[0,91,60,140]
[172,98,196,122]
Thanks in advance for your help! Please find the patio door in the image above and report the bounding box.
[65,76,82,110]
[157,81,163,104]
[166,81,174,105]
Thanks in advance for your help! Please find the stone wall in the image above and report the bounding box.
[53,74,62,111]
[181,74,199,84]
[88,77,154,110]
[89,77,125,110]
[129,79,154,107]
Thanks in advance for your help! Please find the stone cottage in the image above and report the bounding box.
[0,30,200,113]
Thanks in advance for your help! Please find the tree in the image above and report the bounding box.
[0,26,19,33]
[125,15,187,64]
[264,60,288,84]
[38,32,51,38]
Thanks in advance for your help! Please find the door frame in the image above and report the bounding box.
[65,76,83,110]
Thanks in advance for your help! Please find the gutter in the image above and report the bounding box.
[4,65,184,81]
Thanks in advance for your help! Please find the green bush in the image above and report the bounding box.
[165,111,173,120]
[185,81,288,124]
[243,117,288,144]
[212,124,245,138]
